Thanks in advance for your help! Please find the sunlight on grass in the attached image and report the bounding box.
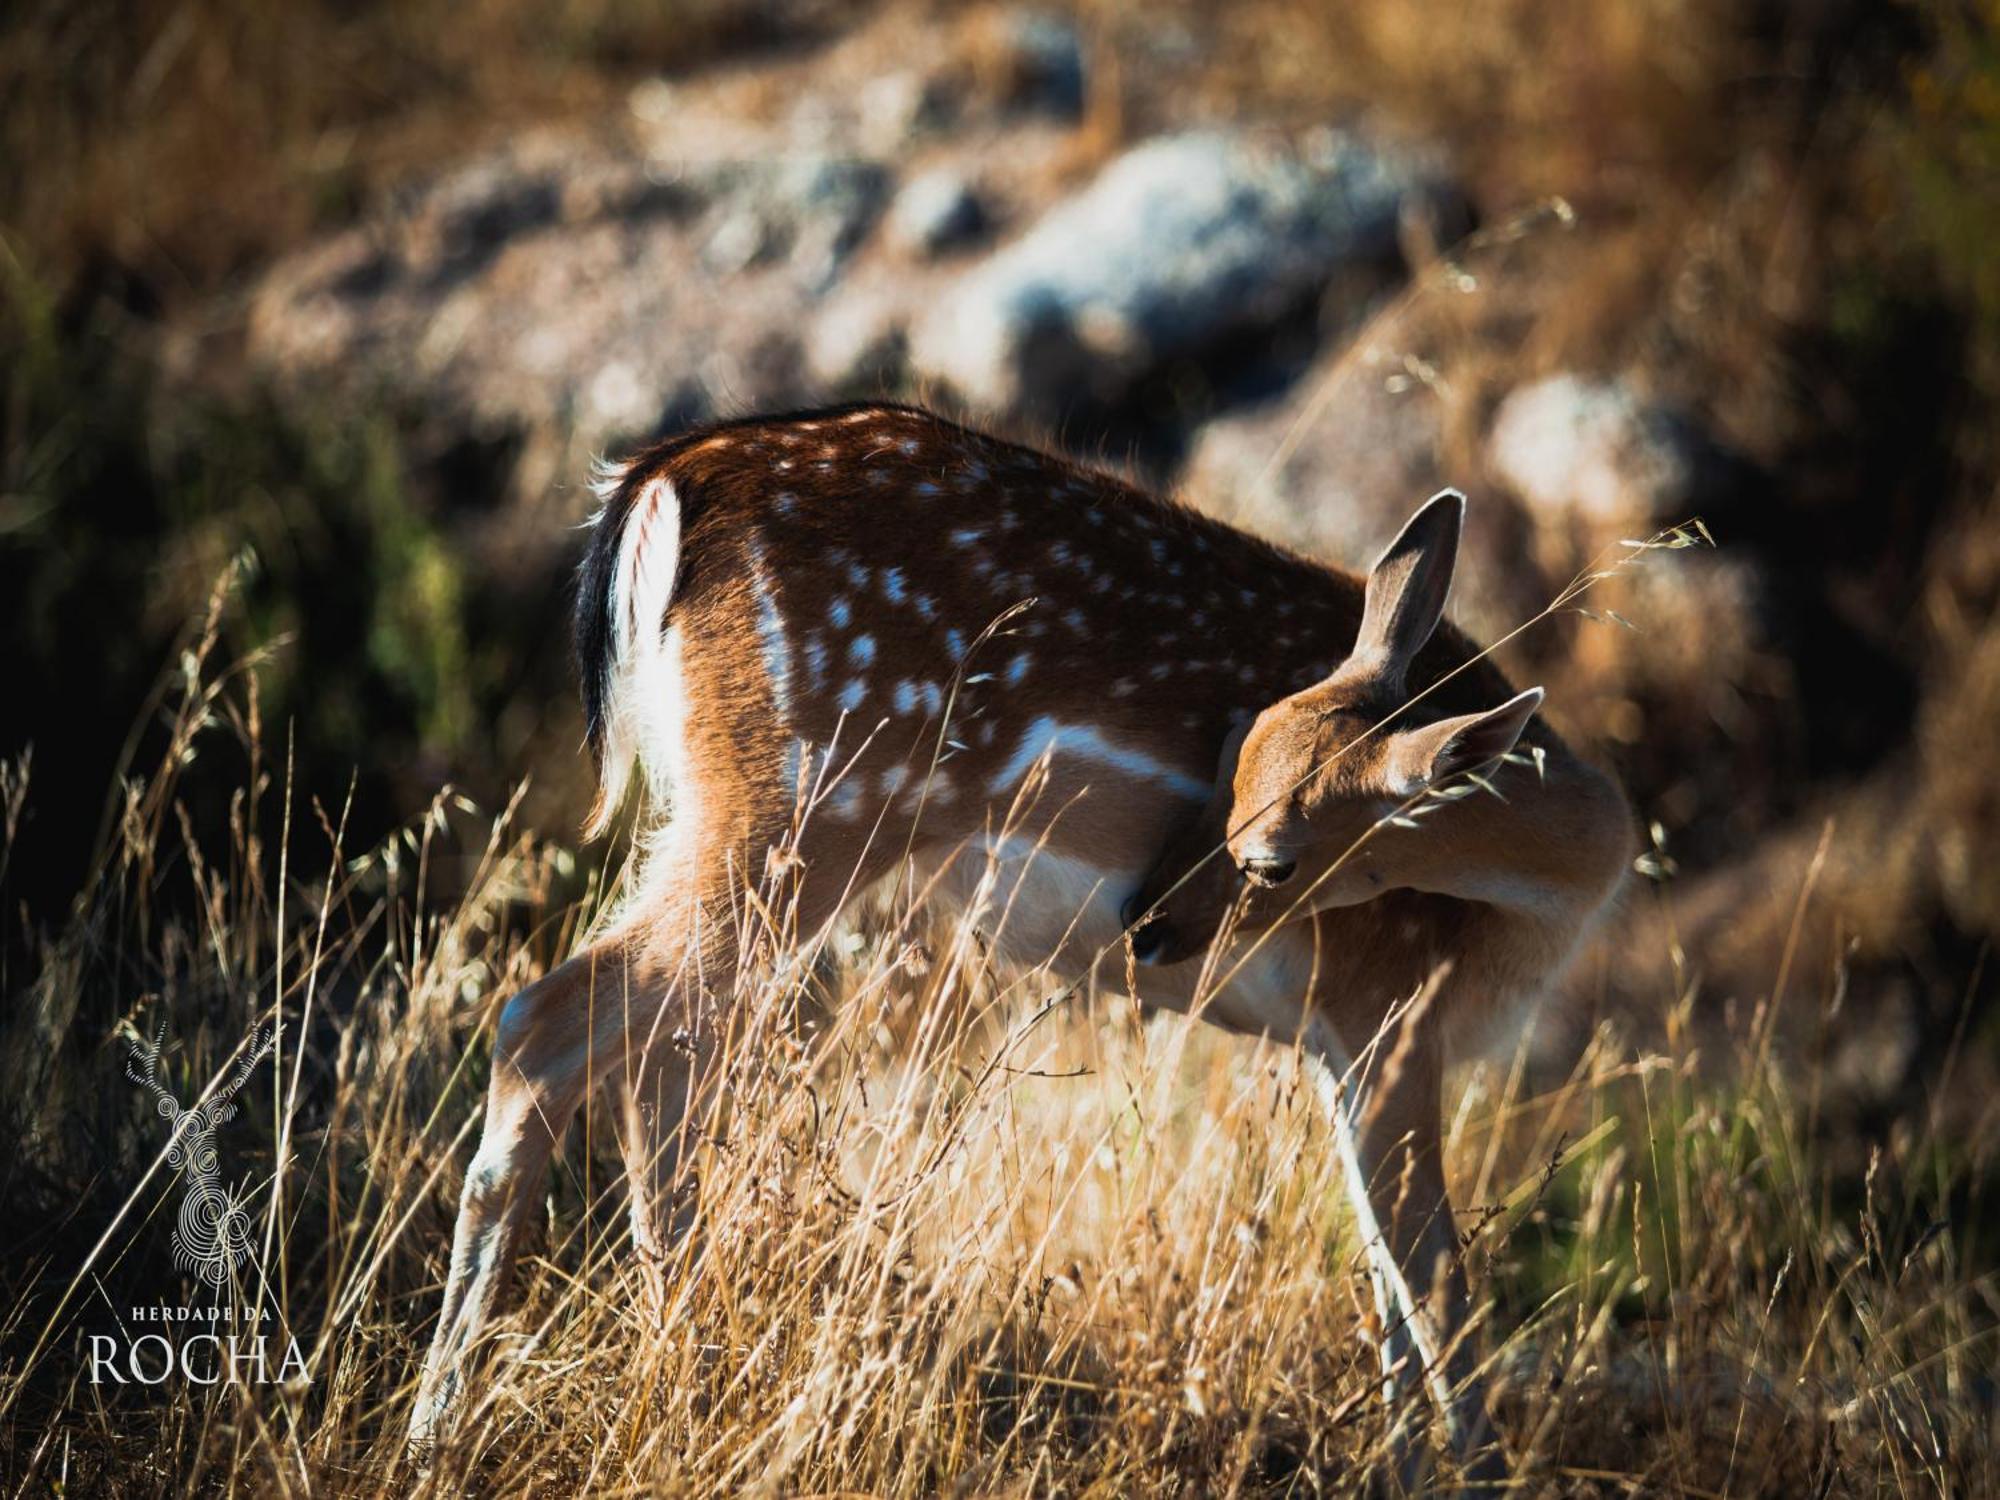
[0,564,1991,1497]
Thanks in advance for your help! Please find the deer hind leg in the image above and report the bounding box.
[608,984,707,1325]
[408,787,879,1450]
[408,844,746,1450]
[1304,1007,1503,1493]
[409,951,610,1450]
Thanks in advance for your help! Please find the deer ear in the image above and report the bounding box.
[1350,490,1463,690]
[1384,687,1544,795]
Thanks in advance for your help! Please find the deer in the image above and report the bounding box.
[409,400,1634,1484]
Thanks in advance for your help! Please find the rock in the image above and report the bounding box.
[1178,348,1540,637]
[806,278,911,394]
[763,156,892,288]
[907,129,1458,424]
[246,131,889,483]
[857,71,955,152]
[1486,374,1735,532]
[989,10,1086,119]
[886,169,986,256]
[702,209,774,275]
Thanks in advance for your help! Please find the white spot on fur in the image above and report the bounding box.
[988,717,1209,801]
[826,778,864,821]
[746,533,793,722]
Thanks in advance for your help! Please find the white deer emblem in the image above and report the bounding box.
[126,1022,273,1288]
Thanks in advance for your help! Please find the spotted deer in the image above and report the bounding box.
[410,401,1633,1481]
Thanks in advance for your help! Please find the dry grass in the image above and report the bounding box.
[2,3,1996,1495]
[0,558,1993,1499]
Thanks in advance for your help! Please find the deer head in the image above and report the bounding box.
[1127,491,1545,964]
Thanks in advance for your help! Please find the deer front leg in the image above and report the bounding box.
[1304,1006,1504,1492]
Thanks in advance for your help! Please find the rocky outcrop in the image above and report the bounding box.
[246,109,1464,502]
[246,132,894,483]
[908,129,1460,424]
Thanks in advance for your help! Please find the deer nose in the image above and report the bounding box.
[1128,917,1174,965]
[1240,853,1297,889]
[1121,894,1175,966]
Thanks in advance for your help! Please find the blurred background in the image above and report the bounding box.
[3,0,1997,1136]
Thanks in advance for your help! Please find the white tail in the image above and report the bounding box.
[416,402,1634,1482]
[584,467,684,835]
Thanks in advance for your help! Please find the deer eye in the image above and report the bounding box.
[1239,854,1297,889]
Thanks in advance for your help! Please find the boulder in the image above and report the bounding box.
[1486,374,1740,533]
[908,129,1459,424]
[984,9,1087,120]
[806,274,914,394]
[886,168,987,257]
[1178,350,1541,637]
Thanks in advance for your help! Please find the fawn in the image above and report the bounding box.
[410,401,1633,1480]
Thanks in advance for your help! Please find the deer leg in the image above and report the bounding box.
[1305,1009,1503,1491]
[409,900,733,1450]
[609,1002,706,1325]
